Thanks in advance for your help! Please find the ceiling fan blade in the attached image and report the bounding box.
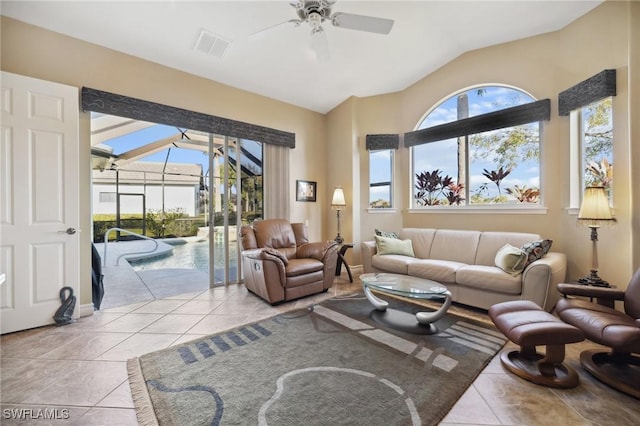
[310,28,330,62]
[249,19,301,39]
[331,12,394,35]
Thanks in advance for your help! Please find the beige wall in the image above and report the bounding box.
[1,16,327,305]
[630,1,640,270]
[325,99,355,247]
[335,1,639,290]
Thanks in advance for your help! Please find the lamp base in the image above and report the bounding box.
[577,270,610,287]
[334,235,344,244]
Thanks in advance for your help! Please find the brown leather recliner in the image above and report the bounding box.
[555,268,640,399]
[239,219,339,304]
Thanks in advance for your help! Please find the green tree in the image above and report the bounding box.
[583,98,613,161]
[145,208,187,238]
[583,98,613,193]
[217,156,263,223]
[470,124,539,171]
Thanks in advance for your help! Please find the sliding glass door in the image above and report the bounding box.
[209,136,263,286]
[91,114,263,289]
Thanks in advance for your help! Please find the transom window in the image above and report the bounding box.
[411,86,543,208]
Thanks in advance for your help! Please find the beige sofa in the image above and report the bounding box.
[361,228,566,312]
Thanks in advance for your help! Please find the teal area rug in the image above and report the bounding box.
[128,294,506,425]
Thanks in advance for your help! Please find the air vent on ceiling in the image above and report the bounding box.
[194,29,231,59]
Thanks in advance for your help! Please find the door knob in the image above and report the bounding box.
[61,227,77,235]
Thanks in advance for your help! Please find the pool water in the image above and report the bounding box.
[130,240,239,273]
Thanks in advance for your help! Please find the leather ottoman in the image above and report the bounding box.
[489,300,585,388]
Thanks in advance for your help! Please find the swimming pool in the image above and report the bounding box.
[130,239,239,273]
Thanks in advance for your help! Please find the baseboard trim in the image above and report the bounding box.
[350,264,363,276]
[79,303,94,318]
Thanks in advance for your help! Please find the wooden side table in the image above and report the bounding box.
[335,243,354,282]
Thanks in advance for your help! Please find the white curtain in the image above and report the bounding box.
[264,144,289,219]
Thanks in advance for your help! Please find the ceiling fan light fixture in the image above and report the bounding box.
[308,11,322,29]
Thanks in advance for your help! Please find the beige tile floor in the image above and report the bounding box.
[1,277,639,425]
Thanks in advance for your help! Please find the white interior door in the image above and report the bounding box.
[1,71,80,334]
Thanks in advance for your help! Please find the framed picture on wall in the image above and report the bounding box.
[296,180,317,202]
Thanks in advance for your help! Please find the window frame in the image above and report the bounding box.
[368,148,394,210]
[569,97,613,211]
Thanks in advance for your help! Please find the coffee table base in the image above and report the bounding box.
[363,283,453,331]
[370,309,440,335]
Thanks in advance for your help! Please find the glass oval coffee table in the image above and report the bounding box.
[360,273,453,334]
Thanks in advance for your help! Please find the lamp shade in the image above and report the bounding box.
[331,187,346,207]
[578,186,614,221]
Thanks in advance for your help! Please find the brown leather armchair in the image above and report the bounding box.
[555,268,640,399]
[239,219,339,304]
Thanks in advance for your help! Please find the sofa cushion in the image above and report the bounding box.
[521,239,553,267]
[253,219,296,249]
[372,254,418,274]
[375,235,415,257]
[456,265,522,295]
[286,258,324,277]
[474,232,541,266]
[408,259,465,283]
[399,228,436,259]
[286,270,324,288]
[429,230,481,264]
[494,244,527,276]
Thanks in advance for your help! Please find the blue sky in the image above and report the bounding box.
[104,123,210,170]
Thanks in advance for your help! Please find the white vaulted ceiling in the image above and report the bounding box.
[2,1,603,113]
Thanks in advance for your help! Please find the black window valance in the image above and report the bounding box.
[558,69,616,116]
[81,87,295,148]
[404,99,550,148]
[366,134,400,150]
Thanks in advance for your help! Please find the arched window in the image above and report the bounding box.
[410,85,546,208]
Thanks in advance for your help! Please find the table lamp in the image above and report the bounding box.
[331,186,346,244]
[577,186,615,287]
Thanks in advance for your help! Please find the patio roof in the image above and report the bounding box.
[90,112,263,179]
[93,162,203,185]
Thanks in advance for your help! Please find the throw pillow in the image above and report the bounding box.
[520,239,553,268]
[375,228,399,239]
[375,235,415,257]
[494,244,528,276]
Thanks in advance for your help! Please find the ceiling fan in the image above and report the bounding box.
[254,0,394,61]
